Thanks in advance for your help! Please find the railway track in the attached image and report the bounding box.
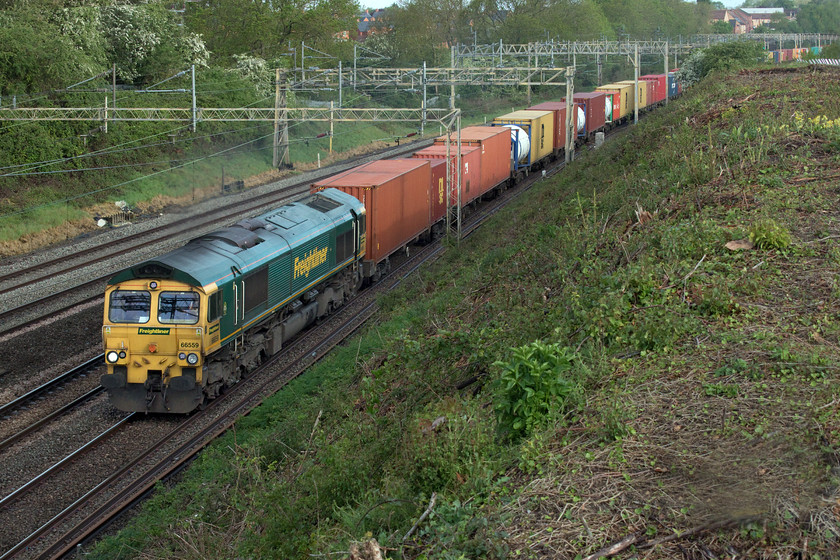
[0,356,102,420]
[0,141,432,339]
[0,356,105,454]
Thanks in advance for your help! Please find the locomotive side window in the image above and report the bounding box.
[109,290,151,324]
[158,291,200,324]
[207,291,223,322]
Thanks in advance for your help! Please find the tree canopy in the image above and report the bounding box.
[184,0,358,64]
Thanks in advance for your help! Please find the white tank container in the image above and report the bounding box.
[502,125,531,163]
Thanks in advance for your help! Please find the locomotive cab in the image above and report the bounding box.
[101,279,210,413]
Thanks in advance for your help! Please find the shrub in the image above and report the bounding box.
[493,341,578,440]
[677,41,765,86]
[749,218,791,250]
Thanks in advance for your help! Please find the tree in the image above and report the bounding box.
[752,12,796,33]
[185,0,357,64]
[0,8,101,94]
[711,20,733,33]
[795,0,840,34]
[498,0,611,43]
[676,40,764,86]
[595,0,711,39]
[742,0,794,10]
[101,2,208,83]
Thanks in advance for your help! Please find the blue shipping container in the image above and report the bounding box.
[666,74,678,98]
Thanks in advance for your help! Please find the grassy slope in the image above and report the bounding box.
[90,65,840,559]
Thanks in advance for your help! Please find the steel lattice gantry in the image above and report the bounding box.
[454,34,839,66]
[291,65,570,91]
[0,106,459,123]
[0,105,470,238]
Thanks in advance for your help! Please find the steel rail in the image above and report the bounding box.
[0,355,103,419]
[0,387,105,454]
[0,414,133,512]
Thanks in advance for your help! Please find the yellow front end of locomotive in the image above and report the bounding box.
[101,279,209,413]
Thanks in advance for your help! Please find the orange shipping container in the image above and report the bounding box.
[413,145,483,206]
[639,74,667,104]
[429,159,447,224]
[434,126,511,198]
[311,159,431,277]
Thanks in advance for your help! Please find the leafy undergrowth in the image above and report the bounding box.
[90,65,840,559]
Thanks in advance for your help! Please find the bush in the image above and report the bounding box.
[677,41,765,87]
[493,341,578,440]
[749,218,792,250]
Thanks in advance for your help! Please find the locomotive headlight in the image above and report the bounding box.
[106,351,120,363]
[178,352,187,360]
[187,353,199,365]
[118,351,126,359]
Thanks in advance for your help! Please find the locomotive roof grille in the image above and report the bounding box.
[305,195,341,212]
[197,227,263,249]
[234,217,273,231]
[135,262,174,278]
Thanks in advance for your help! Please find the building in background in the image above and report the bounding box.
[710,7,791,34]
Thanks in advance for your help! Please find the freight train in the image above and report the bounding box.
[100,70,683,413]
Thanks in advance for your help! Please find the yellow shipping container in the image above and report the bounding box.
[492,110,554,166]
[596,83,634,121]
[616,80,648,111]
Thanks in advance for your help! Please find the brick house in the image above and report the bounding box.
[710,7,789,34]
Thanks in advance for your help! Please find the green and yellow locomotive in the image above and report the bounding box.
[101,188,366,413]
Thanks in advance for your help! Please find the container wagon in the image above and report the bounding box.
[311,159,432,282]
[615,80,649,112]
[562,93,608,138]
[596,83,634,123]
[434,126,512,197]
[412,144,484,206]
[527,101,582,154]
[639,75,667,105]
[492,110,555,173]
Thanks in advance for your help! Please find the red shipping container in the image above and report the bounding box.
[527,101,572,152]
[563,92,608,136]
[311,159,431,275]
[597,89,622,122]
[434,126,511,197]
[640,74,667,104]
[413,145,483,206]
[647,80,656,106]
